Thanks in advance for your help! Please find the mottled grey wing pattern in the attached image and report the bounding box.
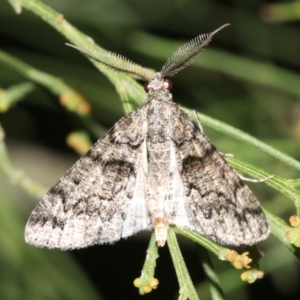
[25,24,270,250]
[169,107,270,246]
[25,108,151,250]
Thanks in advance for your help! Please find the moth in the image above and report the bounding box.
[25,24,270,249]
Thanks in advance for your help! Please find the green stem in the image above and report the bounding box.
[8,0,146,113]
[135,233,159,295]
[226,157,300,208]
[0,50,89,115]
[172,227,224,258]
[189,109,300,172]
[264,209,300,259]
[168,229,200,300]
[196,246,225,300]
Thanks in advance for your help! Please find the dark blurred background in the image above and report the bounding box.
[1,0,300,299]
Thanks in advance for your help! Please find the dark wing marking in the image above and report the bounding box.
[169,107,270,246]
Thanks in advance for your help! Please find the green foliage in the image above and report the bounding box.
[1,0,300,299]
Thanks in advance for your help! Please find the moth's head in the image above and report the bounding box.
[144,72,172,94]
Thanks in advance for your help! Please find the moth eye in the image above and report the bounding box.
[144,82,150,92]
[163,79,172,90]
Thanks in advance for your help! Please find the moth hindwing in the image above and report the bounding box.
[25,24,270,249]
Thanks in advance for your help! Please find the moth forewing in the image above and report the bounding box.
[25,24,270,250]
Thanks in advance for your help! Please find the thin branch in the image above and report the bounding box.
[168,230,200,300]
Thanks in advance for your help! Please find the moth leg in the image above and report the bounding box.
[188,110,204,133]
[239,174,274,183]
[219,152,234,157]
[190,112,234,158]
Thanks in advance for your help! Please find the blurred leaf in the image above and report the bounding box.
[260,2,300,23]
[0,82,34,112]
[0,50,91,115]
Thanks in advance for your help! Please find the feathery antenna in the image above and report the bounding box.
[66,24,229,82]
[65,43,153,81]
[160,23,230,78]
